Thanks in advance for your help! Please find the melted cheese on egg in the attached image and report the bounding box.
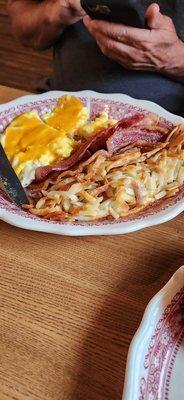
[1,95,116,187]
[1,111,75,186]
[43,95,89,132]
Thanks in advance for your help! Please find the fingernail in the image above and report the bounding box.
[153,3,160,13]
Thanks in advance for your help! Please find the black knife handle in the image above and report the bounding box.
[0,144,28,206]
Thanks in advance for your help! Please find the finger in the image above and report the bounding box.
[69,0,86,15]
[145,2,160,24]
[146,2,175,31]
[84,17,150,45]
[95,32,154,70]
[83,15,91,27]
[98,48,154,71]
[95,32,140,60]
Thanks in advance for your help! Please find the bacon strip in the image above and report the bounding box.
[106,127,166,154]
[89,113,145,153]
[35,114,145,182]
[34,112,168,183]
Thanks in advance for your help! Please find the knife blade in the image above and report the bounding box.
[0,143,29,206]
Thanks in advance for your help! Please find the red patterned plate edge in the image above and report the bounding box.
[139,287,184,400]
[122,266,184,400]
[0,185,184,228]
[164,330,184,400]
[0,92,183,230]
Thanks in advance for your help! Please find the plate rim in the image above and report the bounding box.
[0,89,184,124]
[122,265,184,400]
[0,89,183,236]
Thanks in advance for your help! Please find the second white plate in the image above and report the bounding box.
[123,266,184,400]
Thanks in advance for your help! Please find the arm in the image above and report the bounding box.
[84,3,184,83]
[7,0,85,50]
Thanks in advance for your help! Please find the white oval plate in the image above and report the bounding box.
[0,90,183,236]
[123,266,184,400]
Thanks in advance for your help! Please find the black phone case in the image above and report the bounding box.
[81,0,145,28]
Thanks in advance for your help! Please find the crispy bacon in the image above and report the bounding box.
[89,113,145,153]
[35,114,145,182]
[34,113,167,183]
[35,139,93,181]
[106,127,166,154]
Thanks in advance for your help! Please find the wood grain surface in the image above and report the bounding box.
[0,1,52,91]
[0,86,184,400]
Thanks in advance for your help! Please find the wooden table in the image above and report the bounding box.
[0,85,184,400]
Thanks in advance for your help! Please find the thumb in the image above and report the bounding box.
[145,3,163,29]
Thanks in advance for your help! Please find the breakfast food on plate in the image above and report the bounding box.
[1,95,184,222]
[1,95,116,187]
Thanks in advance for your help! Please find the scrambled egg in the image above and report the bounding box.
[43,95,89,131]
[78,111,117,138]
[1,95,116,187]
[1,111,75,186]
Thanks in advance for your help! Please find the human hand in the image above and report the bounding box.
[83,3,184,80]
[49,0,86,26]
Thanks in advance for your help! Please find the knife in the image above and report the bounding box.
[0,143,29,206]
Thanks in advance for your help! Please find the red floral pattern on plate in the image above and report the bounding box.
[0,95,183,228]
[139,288,184,400]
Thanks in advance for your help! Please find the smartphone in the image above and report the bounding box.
[81,0,146,28]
